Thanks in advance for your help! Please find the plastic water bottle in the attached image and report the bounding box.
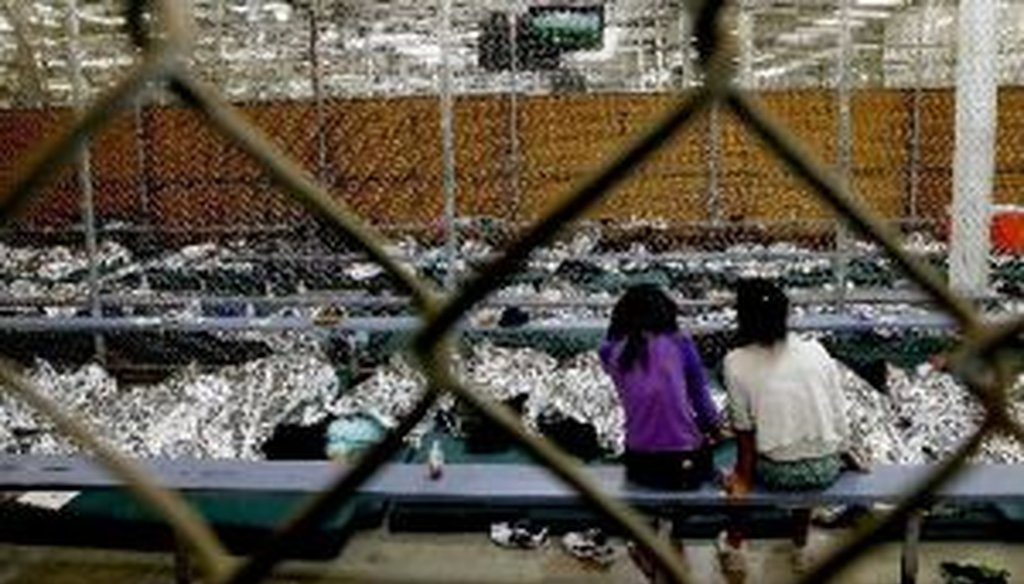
[427,439,444,480]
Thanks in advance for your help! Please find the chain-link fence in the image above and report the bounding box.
[0,2,1021,323]
[0,0,1022,583]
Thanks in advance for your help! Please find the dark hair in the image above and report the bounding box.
[607,284,679,370]
[735,278,789,346]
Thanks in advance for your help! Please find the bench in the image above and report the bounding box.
[3,455,1024,583]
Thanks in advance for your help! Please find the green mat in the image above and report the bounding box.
[1,489,384,558]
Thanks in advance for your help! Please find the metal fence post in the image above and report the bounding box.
[908,4,924,224]
[706,101,722,225]
[66,0,106,365]
[310,0,327,184]
[900,508,924,584]
[439,0,458,290]
[507,10,523,223]
[834,0,854,309]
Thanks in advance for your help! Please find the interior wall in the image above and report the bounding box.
[0,87,1019,243]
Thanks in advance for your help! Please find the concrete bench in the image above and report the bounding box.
[4,455,1024,583]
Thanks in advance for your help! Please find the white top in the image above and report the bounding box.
[724,333,849,462]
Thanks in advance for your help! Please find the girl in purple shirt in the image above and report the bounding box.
[600,285,720,580]
[600,284,720,490]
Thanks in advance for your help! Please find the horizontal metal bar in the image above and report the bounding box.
[0,288,1002,310]
[0,217,944,238]
[7,456,1024,507]
[0,311,986,334]
[223,246,949,265]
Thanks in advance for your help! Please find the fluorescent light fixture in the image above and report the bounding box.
[849,8,893,19]
[777,29,833,45]
[811,17,868,29]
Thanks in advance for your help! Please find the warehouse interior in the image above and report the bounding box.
[0,0,1022,583]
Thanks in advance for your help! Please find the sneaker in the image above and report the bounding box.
[715,532,748,581]
[562,528,616,567]
[811,505,848,527]
[489,520,548,549]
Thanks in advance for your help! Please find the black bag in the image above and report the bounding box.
[537,410,603,462]
[463,394,529,454]
[261,418,333,460]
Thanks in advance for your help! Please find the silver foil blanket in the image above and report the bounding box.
[1,339,1022,464]
[339,348,1024,463]
[0,350,338,459]
[843,363,1024,464]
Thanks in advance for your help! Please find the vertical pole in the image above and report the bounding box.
[950,0,996,296]
[706,102,722,224]
[835,0,853,308]
[67,0,106,365]
[133,93,152,232]
[909,20,922,224]
[439,0,458,290]
[900,509,924,584]
[507,11,522,222]
[701,0,722,225]
[310,0,327,182]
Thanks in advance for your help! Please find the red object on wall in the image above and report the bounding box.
[992,205,1024,254]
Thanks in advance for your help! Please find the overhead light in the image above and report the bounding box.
[856,0,903,6]
[777,29,833,45]
[849,8,893,19]
[810,19,868,31]
[811,17,868,28]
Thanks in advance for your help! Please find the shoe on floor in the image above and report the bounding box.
[489,520,548,549]
[715,532,748,581]
[562,528,616,567]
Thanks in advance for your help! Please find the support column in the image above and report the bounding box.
[133,93,152,233]
[900,509,924,584]
[706,102,722,224]
[909,10,923,222]
[310,0,327,183]
[834,0,854,307]
[439,0,458,290]
[950,0,997,296]
[67,0,106,365]
[507,11,522,222]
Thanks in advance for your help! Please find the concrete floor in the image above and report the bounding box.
[0,527,1020,583]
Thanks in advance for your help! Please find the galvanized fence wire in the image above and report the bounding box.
[0,1,1021,583]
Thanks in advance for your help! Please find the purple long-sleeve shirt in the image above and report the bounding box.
[599,333,718,453]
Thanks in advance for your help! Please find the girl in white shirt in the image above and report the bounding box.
[717,278,851,578]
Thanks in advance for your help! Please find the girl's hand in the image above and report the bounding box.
[722,471,751,497]
[704,425,726,446]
